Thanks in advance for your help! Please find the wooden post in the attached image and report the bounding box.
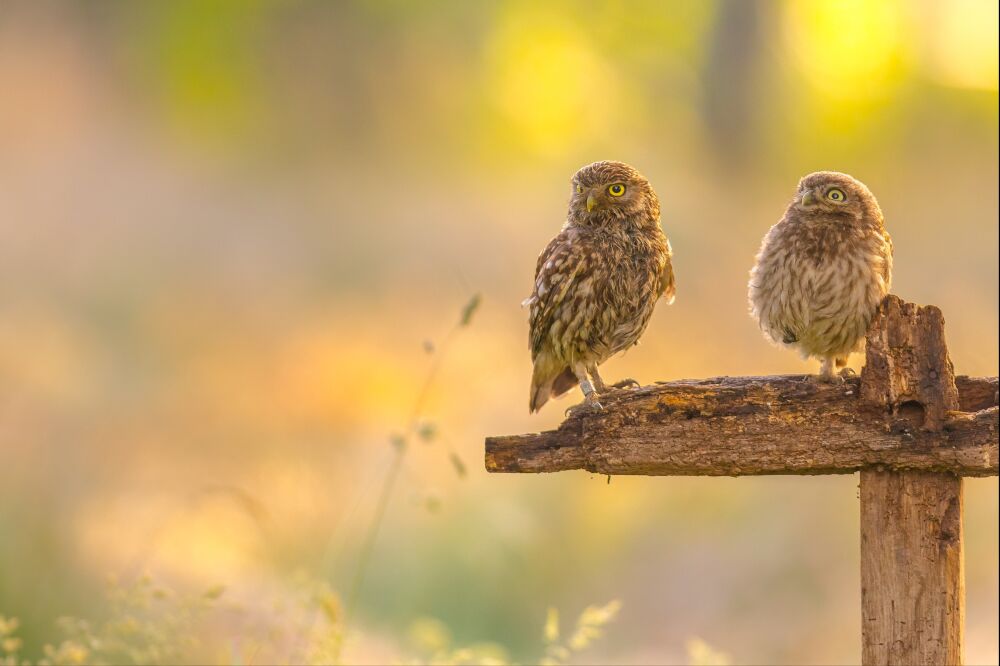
[860,297,966,665]
[860,471,963,665]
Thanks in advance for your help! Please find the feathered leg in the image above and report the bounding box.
[813,356,844,383]
[565,364,603,417]
[589,364,640,394]
[835,355,856,378]
[589,365,608,393]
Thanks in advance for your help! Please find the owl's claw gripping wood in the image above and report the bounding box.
[589,366,639,394]
[588,366,639,395]
[610,378,641,390]
[748,171,893,382]
[565,393,604,418]
[813,357,845,384]
[811,371,844,385]
[526,161,675,414]
[589,365,609,393]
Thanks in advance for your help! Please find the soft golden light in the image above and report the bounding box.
[926,0,999,91]
[484,5,616,154]
[783,0,904,99]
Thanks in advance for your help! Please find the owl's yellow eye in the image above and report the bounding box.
[576,184,584,194]
[608,183,626,197]
[826,188,846,202]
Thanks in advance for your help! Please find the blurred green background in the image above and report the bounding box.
[0,1,996,664]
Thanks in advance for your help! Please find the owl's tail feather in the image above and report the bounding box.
[550,367,578,398]
[529,356,577,413]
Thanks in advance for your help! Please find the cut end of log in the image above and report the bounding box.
[484,428,587,473]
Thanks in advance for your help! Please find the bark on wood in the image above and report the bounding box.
[485,375,998,477]
[859,296,966,666]
[861,296,960,430]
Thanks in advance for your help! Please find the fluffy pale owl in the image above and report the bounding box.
[748,171,893,381]
[524,160,675,413]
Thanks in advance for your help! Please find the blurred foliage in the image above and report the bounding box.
[0,584,620,666]
[1,577,222,665]
[540,600,622,665]
[685,638,732,666]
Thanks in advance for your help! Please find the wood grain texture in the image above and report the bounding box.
[859,296,966,666]
[860,471,964,666]
[485,375,998,477]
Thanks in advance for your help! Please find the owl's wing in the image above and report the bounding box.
[533,234,562,276]
[525,230,591,358]
[882,229,894,287]
[658,239,676,305]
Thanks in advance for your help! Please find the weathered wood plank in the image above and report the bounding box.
[485,375,999,477]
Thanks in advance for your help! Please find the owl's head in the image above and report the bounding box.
[568,160,659,227]
[792,171,882,223]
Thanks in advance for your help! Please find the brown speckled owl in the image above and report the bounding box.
[524,161,675,413]
[748,171,893,381]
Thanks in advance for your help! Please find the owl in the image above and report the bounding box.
[524,160,675,413]
[748,171,893,381]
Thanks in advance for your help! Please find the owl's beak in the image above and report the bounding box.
[801,190,818,206]
[586,193,598,212]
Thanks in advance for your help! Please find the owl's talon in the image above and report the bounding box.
[839,367,857,378]
[610,378,640,390]
[565,395,604,418]
[810,373,844,385]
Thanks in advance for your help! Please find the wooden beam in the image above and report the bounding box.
[485,375,998,477]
